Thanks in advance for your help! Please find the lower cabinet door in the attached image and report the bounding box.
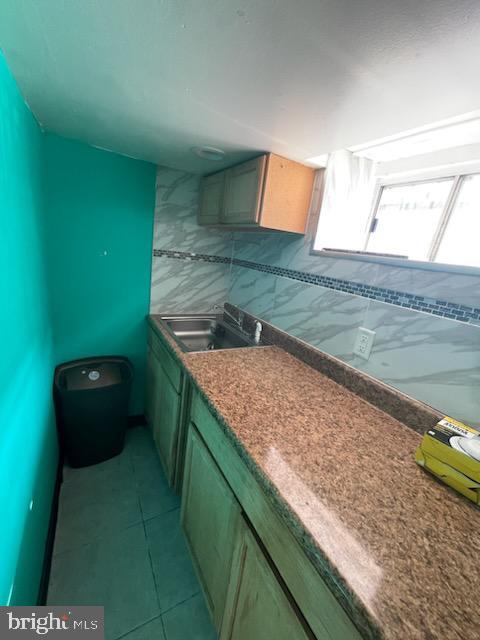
[145,346,159,427]
[220,520,313,640]
[181,424,242,630]
[153,364,181,485]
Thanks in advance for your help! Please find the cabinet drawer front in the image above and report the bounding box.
[191,391,362,640]
[148,329,182,392]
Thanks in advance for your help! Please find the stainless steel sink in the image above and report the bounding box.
[161,314,259,352]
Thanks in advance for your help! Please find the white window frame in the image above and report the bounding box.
[311,161,480,276]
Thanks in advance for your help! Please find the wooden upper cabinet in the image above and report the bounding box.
[261,154,316,234]
[198,153,315,234]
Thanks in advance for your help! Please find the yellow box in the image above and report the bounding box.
[416,416,480,505]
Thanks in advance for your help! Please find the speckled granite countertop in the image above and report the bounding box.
[149,315,480,640]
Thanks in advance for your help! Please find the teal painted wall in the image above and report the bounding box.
[0,53,58,604]
[1,52,156,604]
[43,134,156,415]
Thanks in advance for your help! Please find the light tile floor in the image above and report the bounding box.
[47,426,217,640]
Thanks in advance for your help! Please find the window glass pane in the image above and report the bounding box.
[435,174,480,267]
[366,179,454,260]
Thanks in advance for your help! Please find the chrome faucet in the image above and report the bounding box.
[254,321,263,344]
[212,304,244,330]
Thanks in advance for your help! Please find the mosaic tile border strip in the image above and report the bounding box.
[232,258,480,325]
[154,249,480,326]
[153,249,231,264]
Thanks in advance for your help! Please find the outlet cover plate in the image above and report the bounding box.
[354,327,376,360]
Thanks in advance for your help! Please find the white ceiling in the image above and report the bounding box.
[1,0,480,173]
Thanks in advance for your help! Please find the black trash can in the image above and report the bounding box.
[54,356,133,468]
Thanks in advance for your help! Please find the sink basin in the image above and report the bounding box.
[161,314,258,352]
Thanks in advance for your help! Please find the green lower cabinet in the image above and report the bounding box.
[153,364,181,485]
[181,424,242,631]
[145,345,159,426]
[185,391,363,640]
[220,520,312,640]
[147,328,190,489]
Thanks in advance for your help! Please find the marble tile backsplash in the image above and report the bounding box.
[227,209,480,426]
[150,165,480,426]
[150,166,233,313]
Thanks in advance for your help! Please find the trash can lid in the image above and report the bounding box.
[54,356,133,391]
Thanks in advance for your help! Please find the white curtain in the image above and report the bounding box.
[314,149,376,252]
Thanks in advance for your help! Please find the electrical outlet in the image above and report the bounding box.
[353,327,376,360]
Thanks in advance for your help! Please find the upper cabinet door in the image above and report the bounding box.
[198,172,225,225]
[222,156,266,225]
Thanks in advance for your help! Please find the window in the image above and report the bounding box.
[365,178,454,261]
[314,170,480,269]
[435,174,480,267]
